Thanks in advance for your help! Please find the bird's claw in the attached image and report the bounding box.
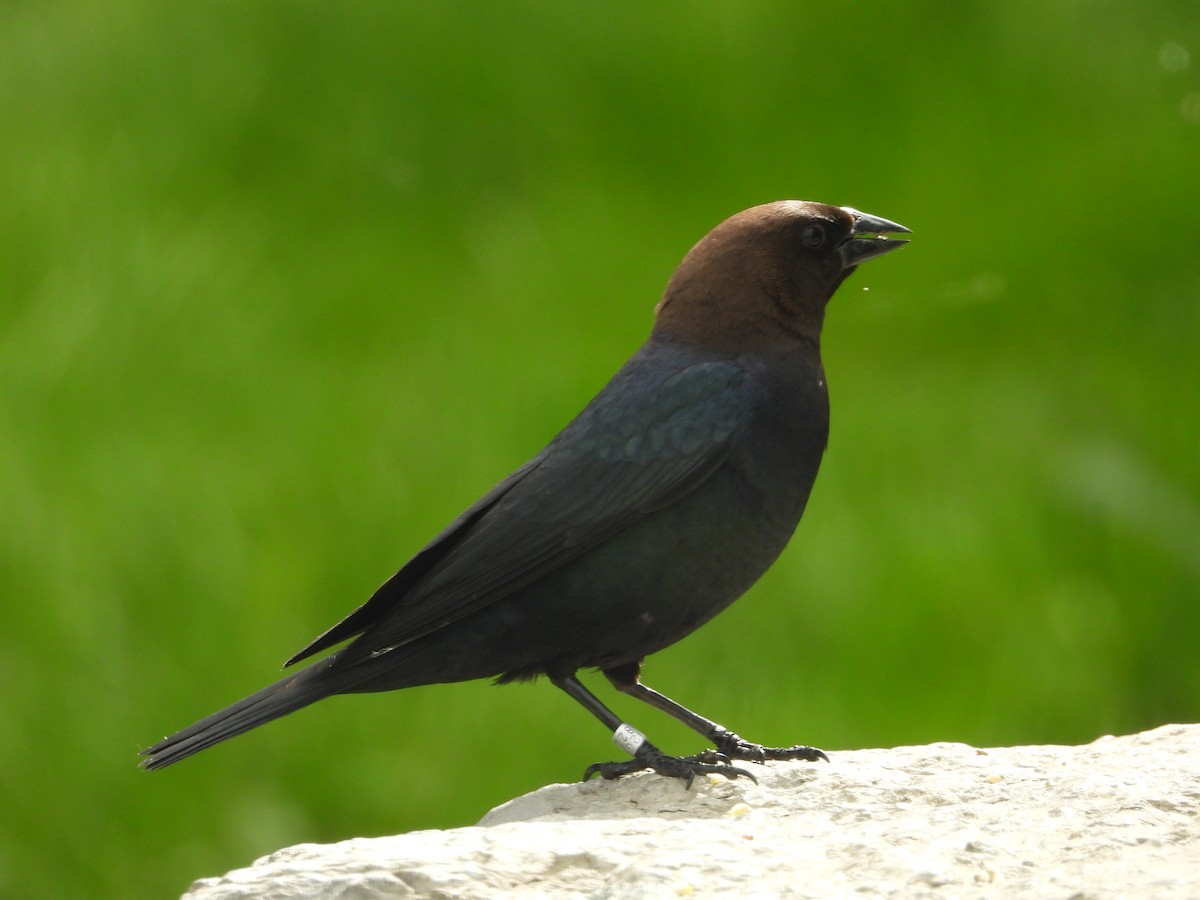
[711,729,829,764]
[583,744,758,787]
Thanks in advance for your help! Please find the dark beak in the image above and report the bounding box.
[837,207,911,269]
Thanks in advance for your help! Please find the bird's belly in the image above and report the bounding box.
[500,465,809,674]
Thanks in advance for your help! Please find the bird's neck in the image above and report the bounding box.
[651,293,824,356]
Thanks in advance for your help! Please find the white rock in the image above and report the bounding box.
[183,723,1200,899]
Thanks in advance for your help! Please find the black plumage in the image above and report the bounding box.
[141,201,910,782]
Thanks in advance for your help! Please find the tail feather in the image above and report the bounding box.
[141,656,349,770]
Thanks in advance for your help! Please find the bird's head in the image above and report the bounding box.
[653,201,910,352]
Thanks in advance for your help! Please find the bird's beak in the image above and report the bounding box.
[837,208,911,269]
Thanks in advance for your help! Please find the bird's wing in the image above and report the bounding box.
[287,357,749,667]
[284,455,542,666]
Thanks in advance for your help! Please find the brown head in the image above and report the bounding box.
[652,201,909,353]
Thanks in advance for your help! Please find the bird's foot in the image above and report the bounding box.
[711,728,829,764]
[583,743,757,787]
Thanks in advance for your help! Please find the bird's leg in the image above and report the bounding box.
[602,662,828,765]
[550,672,758,785]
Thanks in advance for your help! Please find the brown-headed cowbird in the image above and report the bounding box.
[141,201,910,783]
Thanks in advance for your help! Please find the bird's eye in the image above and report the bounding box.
[800,224,826,249]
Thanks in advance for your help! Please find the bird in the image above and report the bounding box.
[141,200,910,784]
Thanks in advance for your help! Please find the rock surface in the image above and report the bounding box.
[183,724,1200,899]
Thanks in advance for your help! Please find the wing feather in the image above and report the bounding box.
[293,355,749,667]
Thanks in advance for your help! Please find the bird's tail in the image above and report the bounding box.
[140,655,352,770]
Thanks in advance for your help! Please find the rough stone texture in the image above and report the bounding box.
[184,724,1200,899]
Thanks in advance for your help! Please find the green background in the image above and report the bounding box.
[2,2,1197,896]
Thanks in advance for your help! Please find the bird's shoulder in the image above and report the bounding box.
[546,341,754,466]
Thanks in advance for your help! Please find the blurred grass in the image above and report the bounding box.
[1,0,1198,895]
